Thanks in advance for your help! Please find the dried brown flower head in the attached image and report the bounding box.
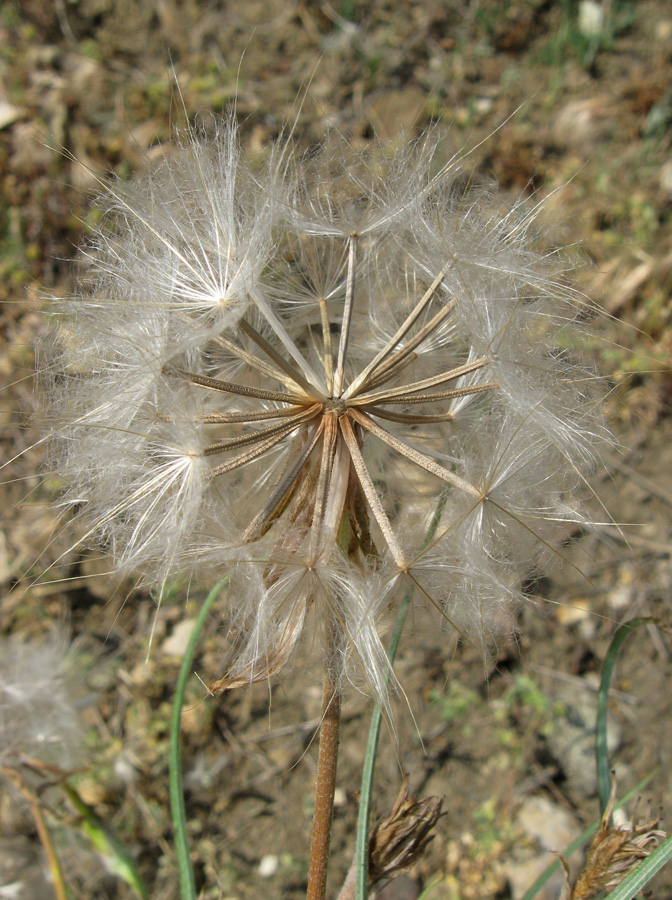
[563,782,666,900]
[368,777,443,889]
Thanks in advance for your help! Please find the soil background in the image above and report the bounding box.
[1,2,671,899]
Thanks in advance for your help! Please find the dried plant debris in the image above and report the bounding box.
[562,782,666,900]
[369,777,443,889]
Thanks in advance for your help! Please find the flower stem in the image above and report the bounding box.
[306,625,342,900]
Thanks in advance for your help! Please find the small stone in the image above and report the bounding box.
[655,20,672,41]
[161,619,196,657]
[503,797,581,900]
[76,778,107,806]
[659,160,672,200]
[505,855,563,900]
[258,854,279,877]
[129,661,153,687]
[114,753,139,786]
[474,97,494,115]
[556,602,591,625]
[578,616,597,642]
[517,796,580,852]
[0,530,10,585]
[333,786,347,808]
[552,97,610,150]
[607,566,635,611]
[578,1,604,36]
[0,99,23,130]
[555,602,597,640]
[545,674,621,799]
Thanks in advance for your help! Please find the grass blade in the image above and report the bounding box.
[354,589,412,900]
[170,579,228,900]
[354,492,448,900]
[64,783,149,899]
[596,617,655,814]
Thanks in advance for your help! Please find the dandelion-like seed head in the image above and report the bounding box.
[42,119,607,699]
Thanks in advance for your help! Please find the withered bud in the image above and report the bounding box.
[563,781,666,900]
[369,777,443,887]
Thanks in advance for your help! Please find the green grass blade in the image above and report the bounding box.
[602,833,672,900]
[63,783,148,899]
[170,579,228,900]
[355,491,447,900]
[596,618,655,814]
[519,771,659,900]
[416,875,443,899]
[354,588,413,900]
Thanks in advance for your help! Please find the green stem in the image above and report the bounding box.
[354,491,448,900]
[354,589,413,900]
[170,579,228,900]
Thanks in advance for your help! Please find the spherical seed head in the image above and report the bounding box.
[40,120,609,698]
